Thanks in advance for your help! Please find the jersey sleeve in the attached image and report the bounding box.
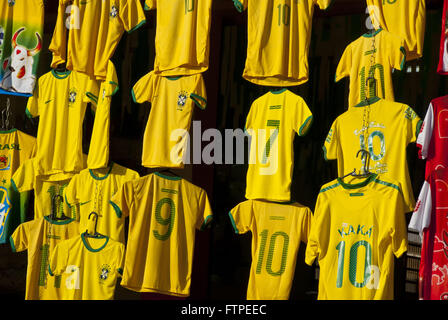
[233,0,247,13]
[26,79,41,118]
[49,0,70,68]
[144,0,156,10]
[388,34,407,71]
[84,77,101,106]
[244,100,256,134]
[322,119,339,161]
[190,75,208,110]
[116,243,126,277]
[305,193,329,266]
[335,43,352,82]
[228,200,253,234]
[196,189,213,231]
[315,0,333,10]
[110,181,134,219]
[48,241,68,277]
[408,180,432,242]
[64,174,80,207]
[416,102,434,160]
[300,207,313,244]
[11,160,35,193]
[292,97,313,136]
[387,189,408,258]
[9,222,29,253]
[131,71,157,104]
[402,104,423,145]
[120,0,146,33]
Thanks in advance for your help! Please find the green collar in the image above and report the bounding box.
[353,96,381,108]
[51,69,71,79]
[89,163,114,181]
[166,76,183,81]
[270,88,287,95]
[337,173,378,190]
[0,128,17,134]
[155,172,182,181]
[81,232,109,252]
[44,215,75,225]
[363,28,382,38]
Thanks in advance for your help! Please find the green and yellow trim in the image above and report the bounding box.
[155,172,182,181]
[110,200,122,219]
[81,232,109,252]
[127,20,146,34]
[362,28,383,38]
[353,96,381,108]
[191,93,207,110]
[51,69,71,79]
[228,211,239,234]
[233,0,244,13]
[89,163,114,181]
[200,215,213,231]
[299,116,313,136]
[337,173,378,190]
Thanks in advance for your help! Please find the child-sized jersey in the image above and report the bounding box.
[0,129,36,243]
[64,162,140,243]
[245,89,313,202]
[409,168,448,300]
[10,215,79,300]
[132,71,207,168]
[335,29,406,108]
[366,0,425,61]
[305,174,408,300]
[49,0,146,81]
[234,0,333,86]
[12,158,78,220]
[323,97,422,213]
[144,0,212,76]
[26,69,99,178]
[109,172,213,297]
[229,200,312,300]
[0,0,44,96]
[48,233,125,300]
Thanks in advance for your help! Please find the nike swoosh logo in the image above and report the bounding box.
[45,99,53,104]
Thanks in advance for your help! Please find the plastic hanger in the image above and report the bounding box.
[340,149,372,180]
[50,194,71,221]
[84,212,105,238]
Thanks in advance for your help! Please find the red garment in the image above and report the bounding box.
[438,0,448,75]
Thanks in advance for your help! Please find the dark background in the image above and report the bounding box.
[0,0,446,301]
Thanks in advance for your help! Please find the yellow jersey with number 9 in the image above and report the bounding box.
[109,172,213,297]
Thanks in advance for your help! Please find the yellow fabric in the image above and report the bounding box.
[144,0,212,76]
[49,0,146,80]
[323,97,422,213]
[235,0,332,86]
[10,216,79,300]
[245,89,313,202]
[88,60,119,169]
[366,0,426,61]
[12,158,78,220]
[48,233,125,300]
[110,172,213,297]
[64,162,139,243]
[26,70,99,178]
[305,174,408,300]
[132,72,207,168]
[229,200,312,300]
[335,29,406,109]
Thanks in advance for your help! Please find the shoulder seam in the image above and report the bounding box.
[319,182,341,194]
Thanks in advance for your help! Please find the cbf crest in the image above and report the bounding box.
[99,264,111,284]
[110,4,119,19]
[68,88,77,106]
[8,0,15,7]
[177,91,189,111]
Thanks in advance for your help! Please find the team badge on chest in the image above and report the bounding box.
[99,264,111,283]
[110,5,119,19]
[68,89,77,105]
[8,0,15,7]
[177,91,188,111]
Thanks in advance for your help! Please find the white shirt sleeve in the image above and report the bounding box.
[409,180,432,242]
[416,103,434,160]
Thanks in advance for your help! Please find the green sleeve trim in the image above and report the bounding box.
[299,116,313,136]
[48,265,54,277]
[9,236,16,253]
[416,120,423,139]
[228,211,239,234]
[322,145,328,161]
[319,182,341,194]
[110,200,122,219]
[144,3,150,10]
[233,0,244,13]
[110,81,119,96]
[190,93,207,110]
[127,20,146,34]
[117,268,123,276]
[400,46,407,70]
[10,178,19,193]
[373,178,402,194]
[86,92,98,105]
[65,194,72,209]
[200,215,213,231]
[25,108,34,119]
[131,88,138,104]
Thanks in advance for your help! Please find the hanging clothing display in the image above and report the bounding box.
[323,97,422,212]
[12,158,78,220]
[0,128,36,244]
[10,215,79,300]
[144,0,213,76]
[0,0,44,96]
[438,0,448,75]
[335,29,406,108]
[132,71,207,168]
[26,69,99,179]
[48,232,125,300]
[366,0,426,61]
[245,89,313,202]
[228,200,312,300]
[109,172,213,297]
[49,0,146,81]
[305,174,408,300]
[64,162,140,243]
[234,0,333,86]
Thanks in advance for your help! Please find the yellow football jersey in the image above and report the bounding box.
[48,233,125,300]
[234,0,333,86]
[132,71,207,168]
[335,29,406,108]
[229,200,312,300]
[366,0,426,61]
[305,174,408,300]
[88,60,119,169]
[49,0,146,80]
[109,172,213,297]
[64,162,139,243]
[245,89,313,202]
[12,158,78,220]
[144,0,212,76]
[10,215,79,300]
[26,69,99,178]
[0,129,36,244]
[323,97,421,213]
